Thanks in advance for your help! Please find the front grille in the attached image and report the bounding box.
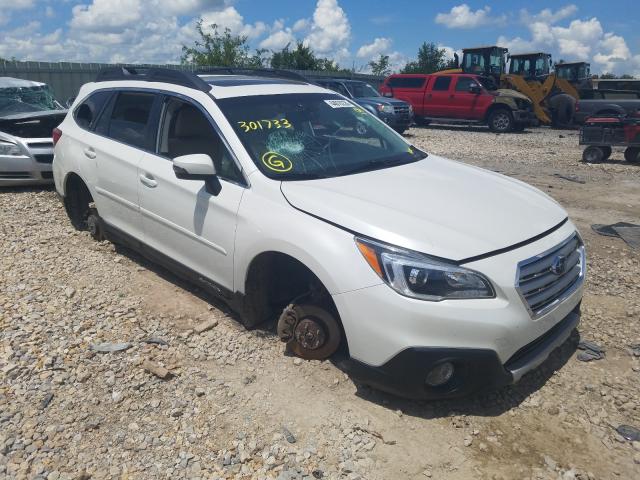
[0,172,32,179]
[34,154,54,164]
[393,105,411,120]
[27,142,53,149]
[516,234,584,317]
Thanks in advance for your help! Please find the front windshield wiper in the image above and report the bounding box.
[336,151,427,177]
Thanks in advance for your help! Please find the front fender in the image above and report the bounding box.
[233,179,382,296]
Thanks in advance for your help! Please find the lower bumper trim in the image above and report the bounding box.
[344,305,580,400]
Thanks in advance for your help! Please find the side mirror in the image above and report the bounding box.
[173,154,221,195]
[469,84,482,94]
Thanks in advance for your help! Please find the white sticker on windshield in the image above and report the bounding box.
[324,99,354,108]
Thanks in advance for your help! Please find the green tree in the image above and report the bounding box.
[181,20,266,67]
[620,73,635,79]
[368,54,391,76]
[269,42,341,71]
[599,72,617,79]
[401,42,448,74]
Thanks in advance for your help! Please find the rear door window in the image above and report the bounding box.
[387,77,426,89]
[433,77,452,91]
[74,91,112,130]
[106,92,157,150]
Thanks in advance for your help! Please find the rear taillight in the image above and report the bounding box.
[52,128,62,146]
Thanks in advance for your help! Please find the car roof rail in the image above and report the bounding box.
[195,67,310,83]
[95,67,211,92]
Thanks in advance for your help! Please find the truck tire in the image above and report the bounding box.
[625,147,640,163]
[488,109,514,133]
[582,146,606,163]
[393,127,407,135]
[414,117,431,127]
[549,94,576,128]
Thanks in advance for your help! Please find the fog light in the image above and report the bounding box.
[425,362,455,387]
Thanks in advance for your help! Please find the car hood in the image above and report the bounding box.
[356,97,408,107]
[495,88,530,102]
[280,155,567,262]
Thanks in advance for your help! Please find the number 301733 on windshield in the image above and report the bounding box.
[238,119,292,132]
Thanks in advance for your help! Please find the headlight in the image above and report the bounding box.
[355,237,495,301]
[376,104,395,114]
[0,141,23,156]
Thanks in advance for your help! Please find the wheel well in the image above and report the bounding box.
[63,173,94,230]
[242,251,344,334]
[484,104,511,122]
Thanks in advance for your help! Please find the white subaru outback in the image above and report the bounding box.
[53,67,585,399]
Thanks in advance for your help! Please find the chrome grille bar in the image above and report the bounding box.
[515,233,585,318]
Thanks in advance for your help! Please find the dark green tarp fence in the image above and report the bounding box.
[0,61,383,103]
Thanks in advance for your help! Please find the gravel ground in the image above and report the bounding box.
[1,126,639,480]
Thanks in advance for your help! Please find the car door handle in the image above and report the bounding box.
[139,173,158,188]
[83,147,96,159]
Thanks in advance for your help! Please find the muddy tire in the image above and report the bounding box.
[488,109,514,133]
[600,146,612,160]
[277,304,341,360]
[414,117,431,127]
[582,146,606,163]
[625,147,640,163]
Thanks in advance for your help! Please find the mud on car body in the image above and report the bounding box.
[53,68,585,399]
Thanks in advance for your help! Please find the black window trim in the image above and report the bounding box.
[387,76,427,89]
[73,87,249,189]
[73,90,114,132]
[154,92,249,188]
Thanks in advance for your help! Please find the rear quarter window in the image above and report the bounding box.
[387,77,426,89]
[74,91,112,130]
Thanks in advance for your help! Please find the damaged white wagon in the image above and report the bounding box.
[53,67,585,399]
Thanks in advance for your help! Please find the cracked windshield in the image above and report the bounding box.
[218,93,426,180]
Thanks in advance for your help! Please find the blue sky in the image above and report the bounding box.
[1,1,638,75]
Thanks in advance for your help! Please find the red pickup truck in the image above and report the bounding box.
[379,73,536,133]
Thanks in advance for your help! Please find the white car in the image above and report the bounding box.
[53,68,585,399]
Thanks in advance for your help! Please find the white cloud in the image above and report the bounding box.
[593,33,631,72]
[520,4,578,24]
[304,0,351,58]
[292,19,309,32]
[200,6,267,40]
[259,28,296,50]
[435,4,505,29]
[356,37,391,59]
[497,6,635,74]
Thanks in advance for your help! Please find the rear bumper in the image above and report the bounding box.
[513,109,539,126]
[346,304,580,399]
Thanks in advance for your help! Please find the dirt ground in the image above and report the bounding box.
[1,125,639,480]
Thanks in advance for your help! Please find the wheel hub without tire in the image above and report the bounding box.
[277,303,341,360]
[294,317,326,351]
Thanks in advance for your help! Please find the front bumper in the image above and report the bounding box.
[333,221,585,399]
[0,136,54,186]
[379,112,414,129]
[513,109,538,126]
[345,305,579,399]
